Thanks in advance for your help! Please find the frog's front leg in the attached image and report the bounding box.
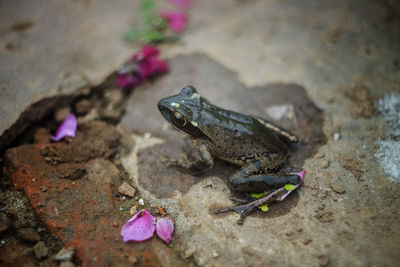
[171,140,213,173]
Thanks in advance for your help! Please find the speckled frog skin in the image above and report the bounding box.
[158,86,302,223]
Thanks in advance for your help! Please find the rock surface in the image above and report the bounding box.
[120,53,399,266]
[0,0,140,151]
[33,241,48,260]
[1,0,400,266]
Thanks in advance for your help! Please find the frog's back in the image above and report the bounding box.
[199,107,290,166]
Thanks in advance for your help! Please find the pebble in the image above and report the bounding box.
[320,160,330,169]
[19,227,41,243]
[138,198,144,205]
[75,99,92,115]
[130,205,138,215]
[0,213,11,234]
[330,182,345,194]
[55,107,72,123]
[55,246,75,261]
[33,241,48,260]
[118,182,136,198]
[333,132,340,141]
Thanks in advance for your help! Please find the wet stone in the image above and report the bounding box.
[33,241,48,260]
[121,54,326,198]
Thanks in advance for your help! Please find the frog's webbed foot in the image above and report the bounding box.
[214,187,286,225]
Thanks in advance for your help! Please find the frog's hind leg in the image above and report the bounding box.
[217,168,304,224]
[214,187,286,225]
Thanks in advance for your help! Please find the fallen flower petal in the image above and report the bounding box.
[139,56,169,80]
[132,45,160,61]
[51,114,77,141]
[116,46,168,91]
[160,12,188,33]
[280,170,306,201]
[168,0,194,9]
[121,209,156,242]
[116,73,142,90]
[156,217,174,244]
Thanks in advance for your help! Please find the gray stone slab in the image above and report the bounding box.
[0,0,139,150]
[120,53,328,266]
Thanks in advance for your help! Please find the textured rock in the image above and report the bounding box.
[4,121,185,266]
[55,247,75,262]
[33,241,48,260]
[118,182,136,198]
[0,0,140,152]
[0,213,11,234]
[18,228,40,243]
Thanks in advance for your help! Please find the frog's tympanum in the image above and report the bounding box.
[158,86,305,224]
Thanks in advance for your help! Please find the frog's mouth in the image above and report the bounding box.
[158,105,205,138]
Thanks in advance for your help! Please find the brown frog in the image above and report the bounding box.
[158,86,305,224]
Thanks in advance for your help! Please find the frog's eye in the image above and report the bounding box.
[174,112,182,119]
[173,112,187,126]
[181,86,197,96]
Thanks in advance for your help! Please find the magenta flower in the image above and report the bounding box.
[121,209,157,242]
[116,73,142,89]
[168,0,194,9]
[116,46,168,91]
[132,45,160,61]
[156,217,174,244]
[160,12,188,33]
[51,114,77,141]
[280,170,306,201]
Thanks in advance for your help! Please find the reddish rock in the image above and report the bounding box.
[118,182,136,197]
[4,144,165,267]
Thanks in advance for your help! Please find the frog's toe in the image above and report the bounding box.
[215,187,286,224]
[214,204,256,225]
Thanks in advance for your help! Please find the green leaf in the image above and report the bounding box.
[140,29,165,43]
[140,0,154,13]
[250,192,264,198]
[284,184,295,191]
[259,204,269,212]
[124,28,141,41]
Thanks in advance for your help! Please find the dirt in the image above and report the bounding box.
[338,85,378,118]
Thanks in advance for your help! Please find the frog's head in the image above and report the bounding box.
[158,86,206,138]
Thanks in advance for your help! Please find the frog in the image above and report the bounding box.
[158,86,305,224]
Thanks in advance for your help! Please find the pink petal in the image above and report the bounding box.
[116,73,142,90]
[51,114,77,141]
[292,170,306,182]
[156,217,174,244]
[280,170,306,201]
[168,0,194,8]
[160,12,188,33]
[132,45,160,62]
[138,57,168,80]
[121,209,156,242]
